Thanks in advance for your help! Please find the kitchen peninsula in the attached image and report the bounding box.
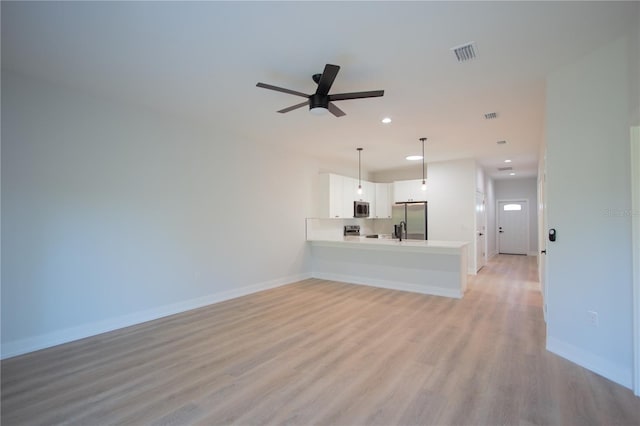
[307,235,468,299]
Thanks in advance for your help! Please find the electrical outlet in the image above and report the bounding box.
[588,310,599,327]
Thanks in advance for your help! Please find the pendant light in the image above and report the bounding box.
[357,148,363,195]
[420,138,427,191]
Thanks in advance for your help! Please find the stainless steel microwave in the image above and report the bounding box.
[354,201,370,218]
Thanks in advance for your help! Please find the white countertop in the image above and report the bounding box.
[308,236,468,254]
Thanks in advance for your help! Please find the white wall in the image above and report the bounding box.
[476,165,486,194]
[494,178,539,255]
[0,71,330,357]
[372,159,477,273]
[372,165,425,183]
[424,159,476,258]
[632,126,640,395]
[545,36,634,388]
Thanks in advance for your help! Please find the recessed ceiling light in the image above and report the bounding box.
[504,159,512,163]
[509,172,516,176]
[381,117,392,124]
[406,155,423,161]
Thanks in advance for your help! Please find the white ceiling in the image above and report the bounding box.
[2,1,638,179]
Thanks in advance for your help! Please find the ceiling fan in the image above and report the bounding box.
[256,64,384,117]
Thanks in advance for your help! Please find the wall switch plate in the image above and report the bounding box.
[588,310,599,327]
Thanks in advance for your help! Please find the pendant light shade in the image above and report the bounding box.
[419,138,427,191]
[357,148,363,194]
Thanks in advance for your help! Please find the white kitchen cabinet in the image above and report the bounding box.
[316,173,348,218]
[393,179,427,203]
[361,181,375,204]
[344,177,369,202]
[374,183,393,218]
[344,177,374,207]
[342,176,357,217]
[316,173,377,218]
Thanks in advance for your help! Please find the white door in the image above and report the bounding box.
[476,192,486,271]
[498,200,528,255]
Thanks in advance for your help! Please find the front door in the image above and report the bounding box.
[498,200,528,255]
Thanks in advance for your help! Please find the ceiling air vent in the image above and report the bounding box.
[451,42,478,62]
[498,166,513,172]
[484,112,498,120]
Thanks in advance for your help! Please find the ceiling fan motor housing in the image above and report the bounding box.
[309,93,329,111]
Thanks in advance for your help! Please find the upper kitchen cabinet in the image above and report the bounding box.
[393,179,427,203]
[374,183,392,218]
[315,173,377,218]
[343,176,375,212]
[316,173,351,218]
[351,179,375,204]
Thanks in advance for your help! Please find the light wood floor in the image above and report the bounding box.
[2,255,639,425]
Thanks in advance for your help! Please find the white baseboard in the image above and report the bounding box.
[546,336,632,389]
[312,271,462,299]
[1,273,311,360]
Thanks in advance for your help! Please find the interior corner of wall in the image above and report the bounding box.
[546,335,633,390]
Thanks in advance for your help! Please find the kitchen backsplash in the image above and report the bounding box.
[306,218,393,240]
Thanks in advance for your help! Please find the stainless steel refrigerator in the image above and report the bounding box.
[392,202,428,240]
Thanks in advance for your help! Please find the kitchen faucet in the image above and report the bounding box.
[398,221,407,241]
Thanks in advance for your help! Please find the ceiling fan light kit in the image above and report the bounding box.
[310,106,328,116]
[257,64,384,117]
[309,93,329,114]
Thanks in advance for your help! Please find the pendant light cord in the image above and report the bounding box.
[420,138,427,183]
[357,148,363,187]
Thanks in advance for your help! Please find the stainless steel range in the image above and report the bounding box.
[343,225,360,237]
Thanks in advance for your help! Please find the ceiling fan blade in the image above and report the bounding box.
[256,82,309,98]
[329,90,385,101]
[327,102,346,117]
[277,101,309,113]
[315,64,340,96]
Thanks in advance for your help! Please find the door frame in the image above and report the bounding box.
[538,170,547,322]
[496,198,530,255]
[475,191,487,272]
